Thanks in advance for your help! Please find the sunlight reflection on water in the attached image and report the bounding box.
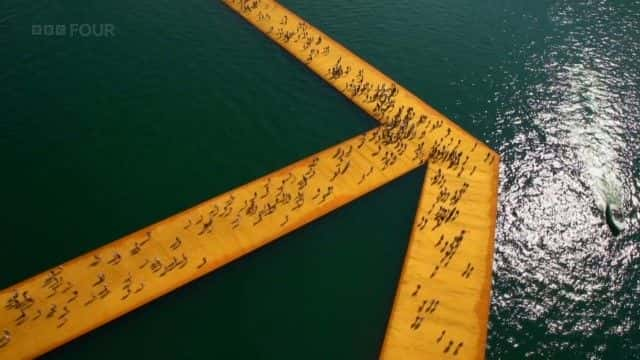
[488,0,639,357]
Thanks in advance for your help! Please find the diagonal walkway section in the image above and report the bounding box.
[0,125,430,359]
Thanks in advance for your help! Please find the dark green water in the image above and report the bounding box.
[1,0,639,358]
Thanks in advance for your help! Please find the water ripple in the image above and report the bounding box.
[489,0,640,358]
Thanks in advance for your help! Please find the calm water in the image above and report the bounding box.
[1,0,639,358]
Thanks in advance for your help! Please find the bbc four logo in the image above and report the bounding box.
[32,24,115,37]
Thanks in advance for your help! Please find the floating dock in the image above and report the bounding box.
[380,160,498,359]
[0,1,499,358]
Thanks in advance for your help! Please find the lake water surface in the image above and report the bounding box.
[1,0,639,358]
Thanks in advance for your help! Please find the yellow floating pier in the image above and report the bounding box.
[0,126,427,359]
[380,160,499,359]
[0,0,499,358]
[222,1,499,357]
